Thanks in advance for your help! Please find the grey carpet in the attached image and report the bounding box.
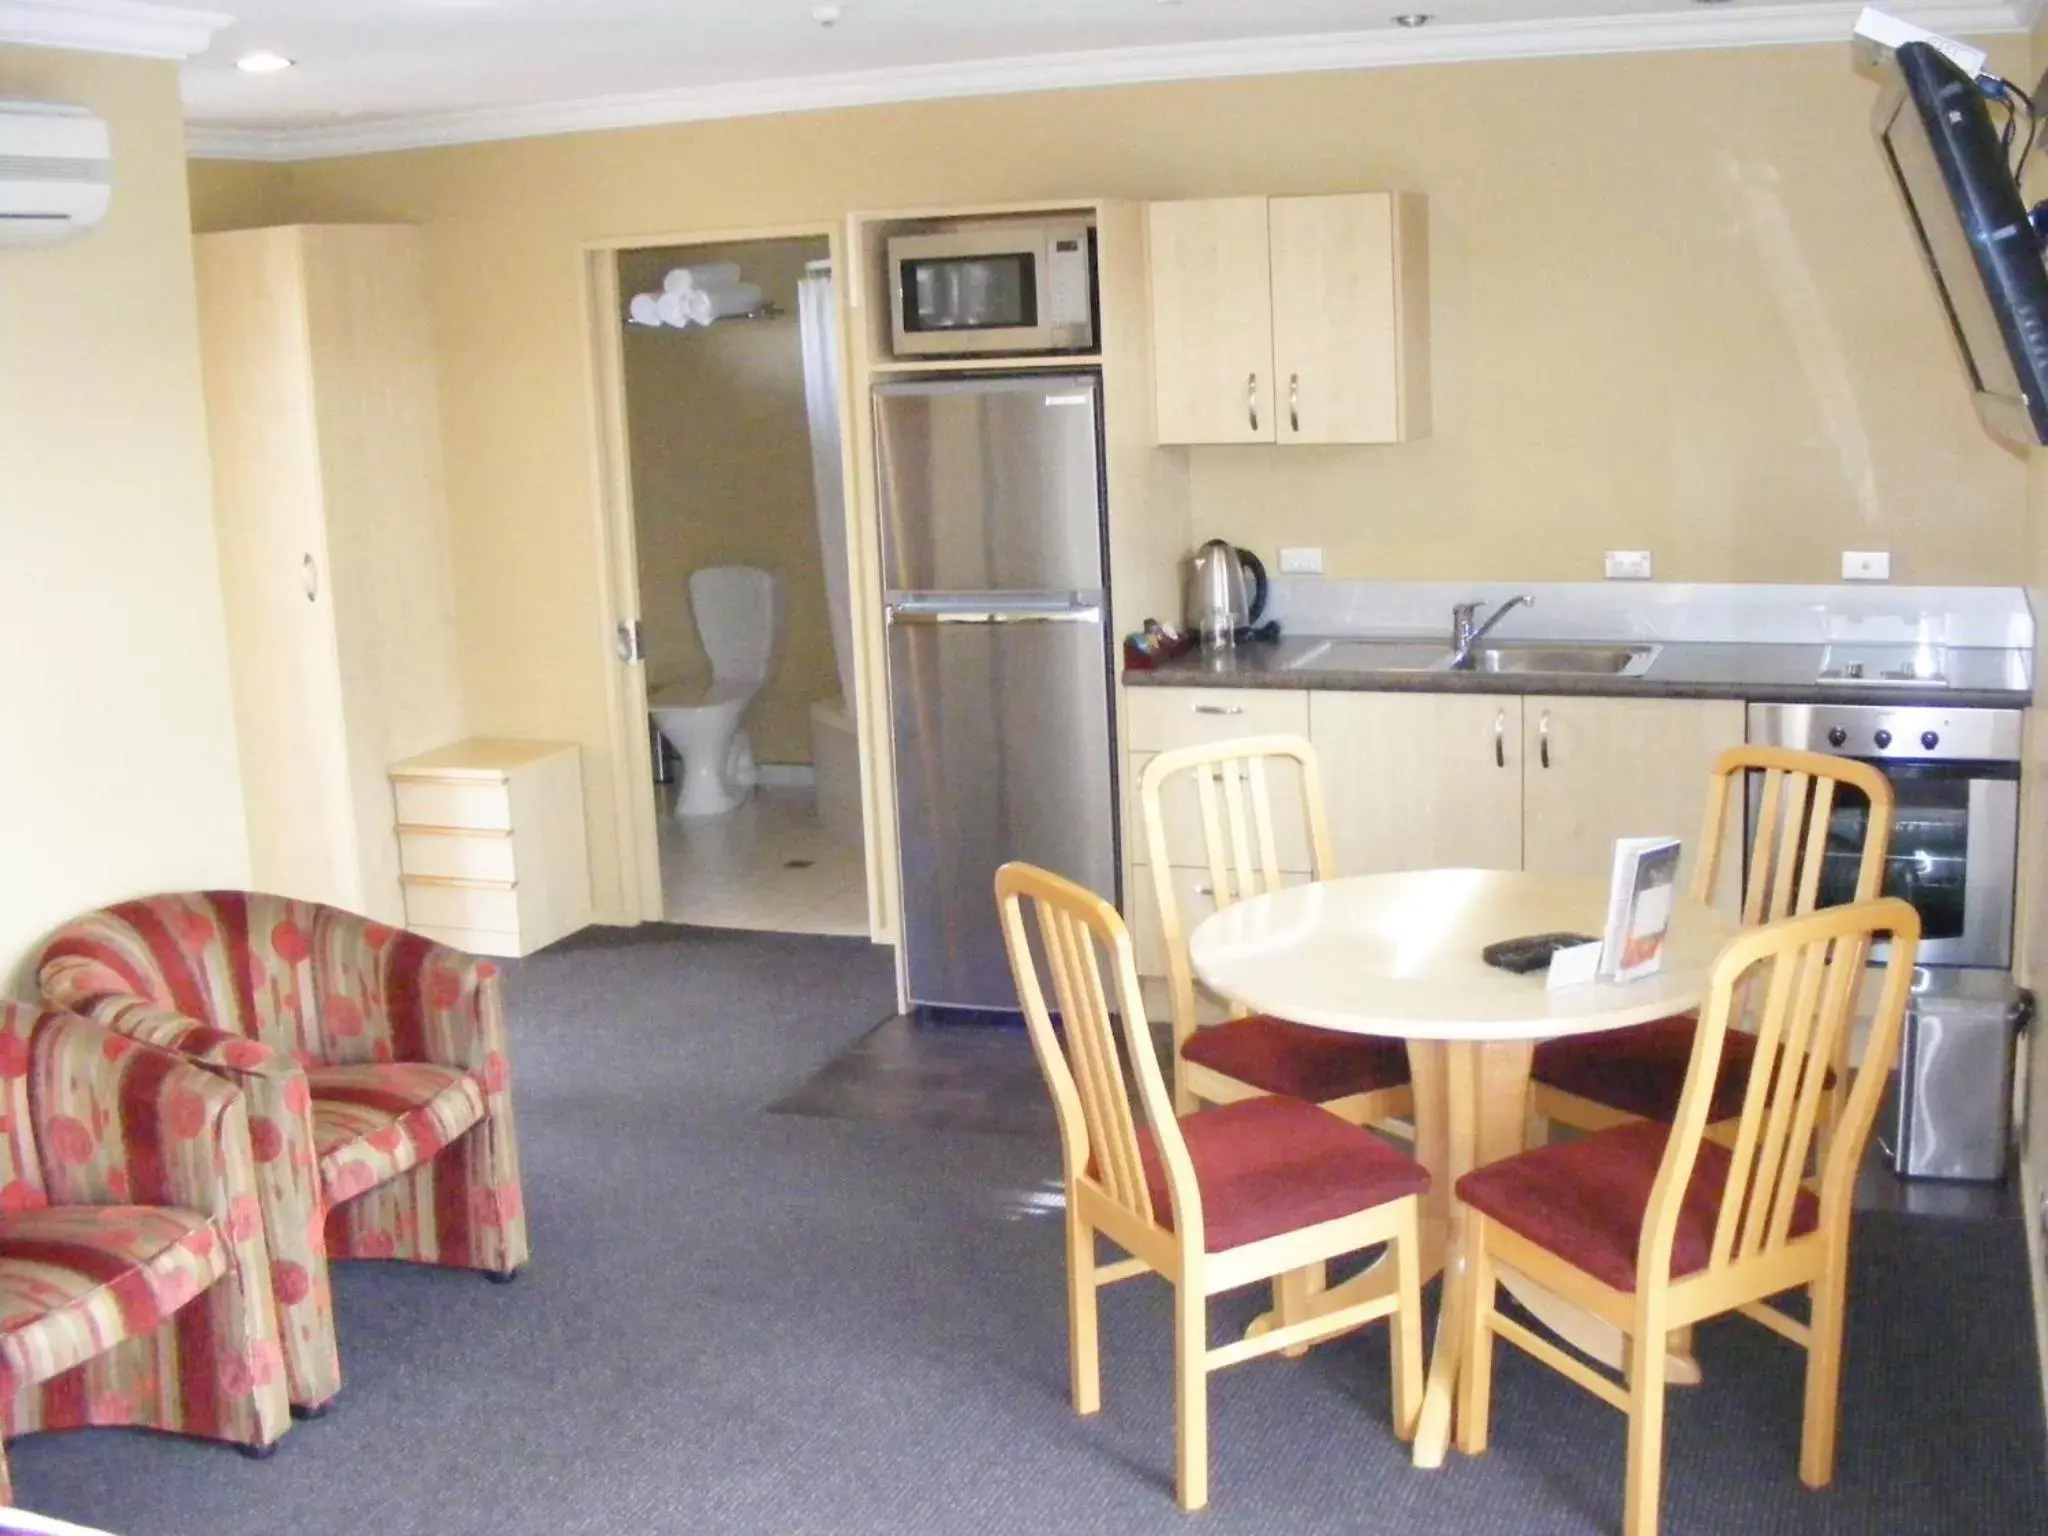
[13,924,2045,1534]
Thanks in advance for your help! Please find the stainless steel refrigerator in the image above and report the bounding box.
[875,372,1118,1015]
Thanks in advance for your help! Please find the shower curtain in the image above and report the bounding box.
[798,263,856,719]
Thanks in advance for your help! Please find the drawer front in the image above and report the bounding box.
[392,777,513,832]
[1124,688,1309,752]
[1128,750,1314,873]
[398,829,518,883]
[402,878,521,934]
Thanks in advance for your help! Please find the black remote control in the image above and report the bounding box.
[1481,932,1597,975]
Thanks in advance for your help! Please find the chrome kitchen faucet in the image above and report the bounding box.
[1449,594,1536,667]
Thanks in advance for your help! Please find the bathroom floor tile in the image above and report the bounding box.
[657,785,870,937]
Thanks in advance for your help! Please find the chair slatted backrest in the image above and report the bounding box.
[1640,897,1920,1286]
[995,862,1202,1247]
[1138,736,1337,1047]
[1692,746,1895,921]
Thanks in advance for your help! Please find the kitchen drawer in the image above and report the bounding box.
[392,777,513,832]
[402,877,521,933]
[398,828,518,883]
[406,920,522,961]
[1124,687,1309,752]
[1129,750,1314,873]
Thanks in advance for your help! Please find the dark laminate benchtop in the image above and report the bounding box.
[1124,637,2032,710]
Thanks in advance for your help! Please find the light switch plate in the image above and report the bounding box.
[1842,550,1891,581]
[1603,550,1652,580]
[1278,546,1324,575]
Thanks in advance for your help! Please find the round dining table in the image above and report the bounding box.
[1186,867,1736,1469]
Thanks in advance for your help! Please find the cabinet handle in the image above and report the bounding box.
[1289,373,1300,435]
[302,554,318,603]
[1493,710,1505,768]
[1193,704,1244,717]
[1246,373,1259,433]
[1539,710,1552,769]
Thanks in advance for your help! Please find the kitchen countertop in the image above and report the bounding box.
[1125,636,2032,709]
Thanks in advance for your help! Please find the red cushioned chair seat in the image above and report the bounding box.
[1455,1120,1818,1293]
[1111,1096,1429,1253]
[1531,1014,1757,1123]
[1182,1015,1411,1103]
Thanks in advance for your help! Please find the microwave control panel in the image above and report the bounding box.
[1044,226,1094,348]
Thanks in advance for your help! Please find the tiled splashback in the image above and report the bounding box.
[1263,580,2035,650]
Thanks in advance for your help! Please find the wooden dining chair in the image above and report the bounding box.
[1456,896,1920,1536]
[1530,745,1894,1137]
[994,861,1429,1512]
[1139,734,1413,1128]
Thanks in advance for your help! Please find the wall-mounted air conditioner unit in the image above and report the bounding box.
[0,101,111,248]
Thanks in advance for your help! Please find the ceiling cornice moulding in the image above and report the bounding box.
[1,0,228,60]
[185,0,2028,163]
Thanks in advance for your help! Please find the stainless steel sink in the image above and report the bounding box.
[1441,643,1660,677]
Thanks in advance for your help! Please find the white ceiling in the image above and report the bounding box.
[19,0,2037,157]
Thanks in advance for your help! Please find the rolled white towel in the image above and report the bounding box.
[679,287,715,326]
[655,290,695,328]
[664,262,742,295]
[627,292,663,327]
[698,279,764,318]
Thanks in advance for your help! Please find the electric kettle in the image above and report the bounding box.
[1184,540,1269,649]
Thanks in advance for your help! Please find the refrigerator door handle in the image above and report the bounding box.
[887,605,1104,627]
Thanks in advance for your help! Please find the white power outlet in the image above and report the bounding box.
[1842,550,1892,582]
[1278,547,1324,575]
[1604,550,1652,580]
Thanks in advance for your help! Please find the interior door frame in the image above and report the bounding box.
[579,221,884,939]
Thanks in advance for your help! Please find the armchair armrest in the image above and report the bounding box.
[31,1011,259,1227]
[345,921,510,1086]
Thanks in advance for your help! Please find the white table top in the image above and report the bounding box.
[1187,868,1736,1043]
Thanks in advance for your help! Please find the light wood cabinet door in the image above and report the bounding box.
[1146,198,1276,444]
[1270,193,1404,444]
[1521,697,1746,908]
[1309,693,1523,875]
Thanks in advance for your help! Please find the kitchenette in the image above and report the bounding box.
[1129,572,2034,1181]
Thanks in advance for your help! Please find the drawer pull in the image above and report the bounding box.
[1192,705,1244,717]
[1539,710,1552,770]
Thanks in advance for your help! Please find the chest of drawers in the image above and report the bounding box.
[388,739,592,958]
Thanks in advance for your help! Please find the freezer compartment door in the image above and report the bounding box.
[875,373,1105,595]
[889,612,1117,1012]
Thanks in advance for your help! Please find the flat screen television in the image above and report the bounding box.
[1874,40,2048,448]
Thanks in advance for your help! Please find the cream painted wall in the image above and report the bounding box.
[190,40,2029,919]
[1,48,247,990]
[619,237,834,766]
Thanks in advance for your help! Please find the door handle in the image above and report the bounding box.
[1193,704,1244,716]
[1539,710,1552,769]
[885,605,1102,626]
[302,554,318,603]
[1494,710,1505,768]
[1289,373,1300,435]
[1246,373,1259,433]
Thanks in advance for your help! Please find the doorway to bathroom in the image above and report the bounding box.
[598,231,871,937]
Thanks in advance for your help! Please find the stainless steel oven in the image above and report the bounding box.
[1745,702,2021,969]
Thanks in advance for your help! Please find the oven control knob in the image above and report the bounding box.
[1826,726,1847,748]
[1921,730,1939,751]
[1873,729,1893,750]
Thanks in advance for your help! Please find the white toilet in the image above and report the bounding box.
[649,566,784,818]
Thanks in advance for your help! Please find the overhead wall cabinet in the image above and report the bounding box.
[1145,193,1430,446]
[195,224,466,926]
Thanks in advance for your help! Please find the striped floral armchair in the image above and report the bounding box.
[38,892,529,1416]
[0,1002,289,1503]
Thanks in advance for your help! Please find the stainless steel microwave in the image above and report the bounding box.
[886,220,1096,358]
